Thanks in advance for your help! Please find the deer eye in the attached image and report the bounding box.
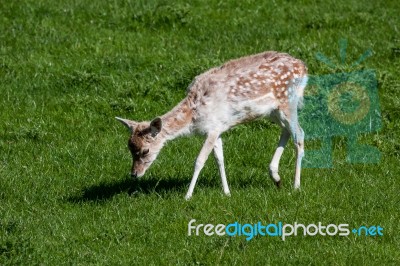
[142,149,149,156]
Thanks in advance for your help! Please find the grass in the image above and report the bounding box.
[1,0,400,264]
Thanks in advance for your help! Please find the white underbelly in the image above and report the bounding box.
[193,93,278,133]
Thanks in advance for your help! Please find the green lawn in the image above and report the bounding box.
[1,0,400,264]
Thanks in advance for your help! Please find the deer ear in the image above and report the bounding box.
[150,117,162,137]
[115,117,136,132]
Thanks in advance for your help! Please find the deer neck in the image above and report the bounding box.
[159,98,194,141]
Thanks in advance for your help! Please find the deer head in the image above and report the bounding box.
[115,117,164,178]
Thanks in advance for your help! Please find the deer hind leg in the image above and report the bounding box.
[269,128,290,188]
[286,103,304,189]
[213,137,230,196]
[185,132,220,200]
[277,116,304,189]
[291,122,304,189]
[273,97,305,189]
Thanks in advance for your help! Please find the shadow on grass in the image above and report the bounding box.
[66,176,190,203]
[66,174,274,203]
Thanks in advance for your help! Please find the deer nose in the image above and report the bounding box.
[131,171,137,179]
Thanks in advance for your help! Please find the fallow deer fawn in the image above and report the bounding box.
[116,51,308,199]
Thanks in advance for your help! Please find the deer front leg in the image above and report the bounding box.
[185,132,220,200]
[213,137,230,196]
